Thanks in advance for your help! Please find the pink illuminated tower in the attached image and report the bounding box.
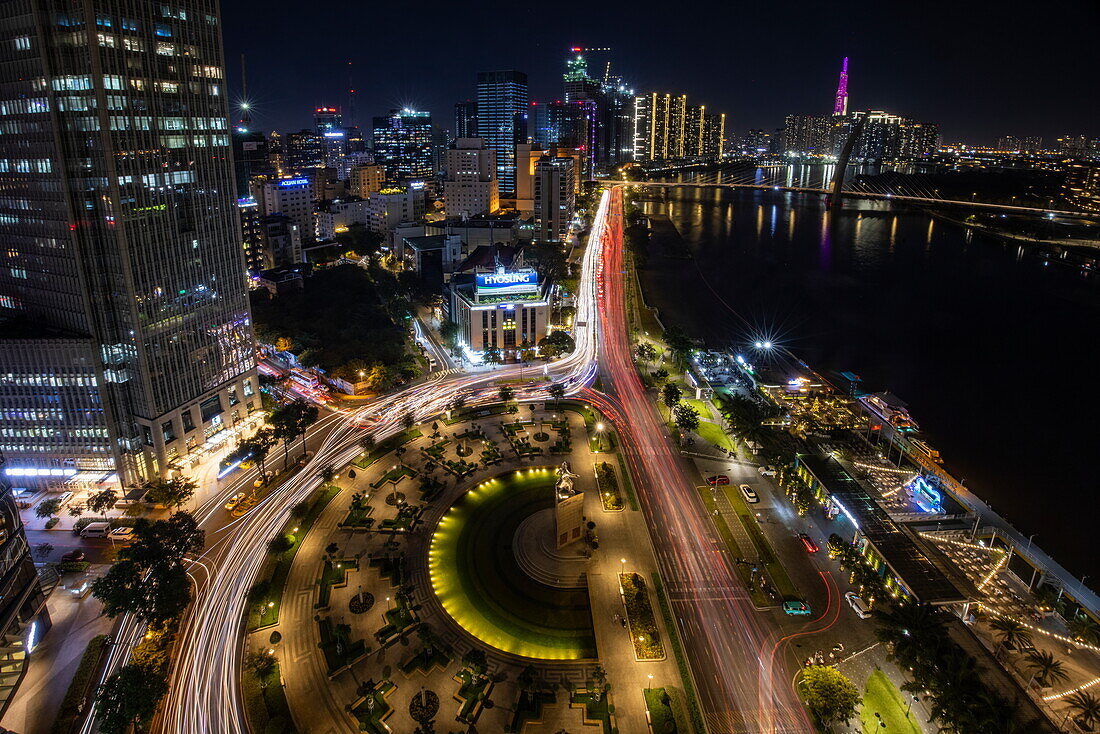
[833,57,849,116]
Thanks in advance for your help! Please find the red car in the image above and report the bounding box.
[707,474,730,486]
[798,534,819,553]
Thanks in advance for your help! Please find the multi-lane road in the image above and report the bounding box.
[79,187,814,733]
[588,187,811,733]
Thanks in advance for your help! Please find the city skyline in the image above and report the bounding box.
[220,0,1098,143]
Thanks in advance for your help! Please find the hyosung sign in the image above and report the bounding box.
[476,268,539,296]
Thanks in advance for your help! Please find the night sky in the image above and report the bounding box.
[221,0,1098,144]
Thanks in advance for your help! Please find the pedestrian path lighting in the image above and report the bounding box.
[596,422,605,452]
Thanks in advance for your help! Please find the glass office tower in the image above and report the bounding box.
[476,70,528,196]
[0,1,257,490]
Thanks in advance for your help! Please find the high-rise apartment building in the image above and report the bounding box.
[261,178,313,241]
[371,109,434,183]
[533,155,576,243]
[444,138,499,219]
[476,70,529,196]
[0,1,257,489]
[313,106,342,133]
[454,100,477,140]
[348,163,386,198]
[562,53,635,171]
[781,114,833,157]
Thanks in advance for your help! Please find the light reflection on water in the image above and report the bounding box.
[636,184,1100,580]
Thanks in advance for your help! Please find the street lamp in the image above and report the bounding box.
[596,423,605,452]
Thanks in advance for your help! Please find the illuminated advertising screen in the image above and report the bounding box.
[476,269,539,296]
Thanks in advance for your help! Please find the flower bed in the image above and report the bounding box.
[509,689,556,732]
[368,555,404,586]
[620,572,665,660]
[370,464,417,489]
[595,461,623,511]
[644,687,679,733]
[571,688,615,733]
[374,595,417,645]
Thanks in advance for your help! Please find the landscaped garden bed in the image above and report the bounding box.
[400,646,451,676]
[247,484,340,631]
[595,461,623,511]
[349,680,395,733]
[353,428,423,469]
[314,557,358,610]
[509,689,557,732]
[368,555,404,586]
[454,668,493,724]
[317,616,368,674]
[370,464,417,489]
[338,491,373,529]
[620,572,665,660]
[374,594,417,646]
[571,688,616,733]
[644,686,682,733]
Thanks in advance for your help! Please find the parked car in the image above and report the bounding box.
[758,465,777,476]
[707,474,730,486]
[845,592,873,619]
[798,533,819,553]
[79,522,110,538]
[60,550,85,563]
[740,484,759,503]
[108,527,135,542]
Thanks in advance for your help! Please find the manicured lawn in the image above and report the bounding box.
[429,469,597,659]
[353,428,423,469]
[695,420,734,452]
[861,668,920,734]
[314,558,357,609]
[242,661,297,734]
[644,687,679,733]
[615,454,640,510]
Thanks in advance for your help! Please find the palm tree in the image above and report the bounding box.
[990,617,1033,658]
[875,602,946,667]
[1023,648,1068,690]
[1066,691,1100,732]
[1068,614,1100,646]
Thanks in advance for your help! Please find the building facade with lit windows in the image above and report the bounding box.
[371,109,433,183]
[0,1,258,490]
[443,138,498,219]
[476,70,529,196]
[533,154,575,243]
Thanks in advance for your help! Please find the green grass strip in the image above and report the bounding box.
[51,634,108,734]
[614,453,640,511]
[719,486,799,599]
[861,668,920,734]
[248,484,340,630]
[651,573,706,734]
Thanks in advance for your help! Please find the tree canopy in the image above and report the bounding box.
[800,665,860,728]
[251,264,414,384]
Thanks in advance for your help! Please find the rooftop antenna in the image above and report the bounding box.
[347,61,356,128]
[239,53,251,125]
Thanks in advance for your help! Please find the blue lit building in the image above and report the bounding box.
[476,70,529,196]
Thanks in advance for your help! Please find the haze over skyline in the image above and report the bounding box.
[222,0,1098,144]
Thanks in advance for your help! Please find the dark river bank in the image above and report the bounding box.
[635,185,1100,581]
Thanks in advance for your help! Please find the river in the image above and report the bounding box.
[635,184,1100,582]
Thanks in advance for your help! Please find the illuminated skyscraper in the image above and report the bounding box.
[0,1,257,490]
[372,109,434,183]
[833,57,849,116]
[476,70,529,196]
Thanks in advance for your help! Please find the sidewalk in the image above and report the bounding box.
[1,572,114,734]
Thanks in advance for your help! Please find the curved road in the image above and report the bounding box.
[85,188,811,733]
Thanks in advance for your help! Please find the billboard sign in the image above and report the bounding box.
[476,269,539,296]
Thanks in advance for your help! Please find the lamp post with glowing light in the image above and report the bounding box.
[596,422,605,452]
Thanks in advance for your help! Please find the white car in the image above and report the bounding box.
[845,591,873,619]
[108,527,135,542]
[740,484,759,504]
[758,465,776,476]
